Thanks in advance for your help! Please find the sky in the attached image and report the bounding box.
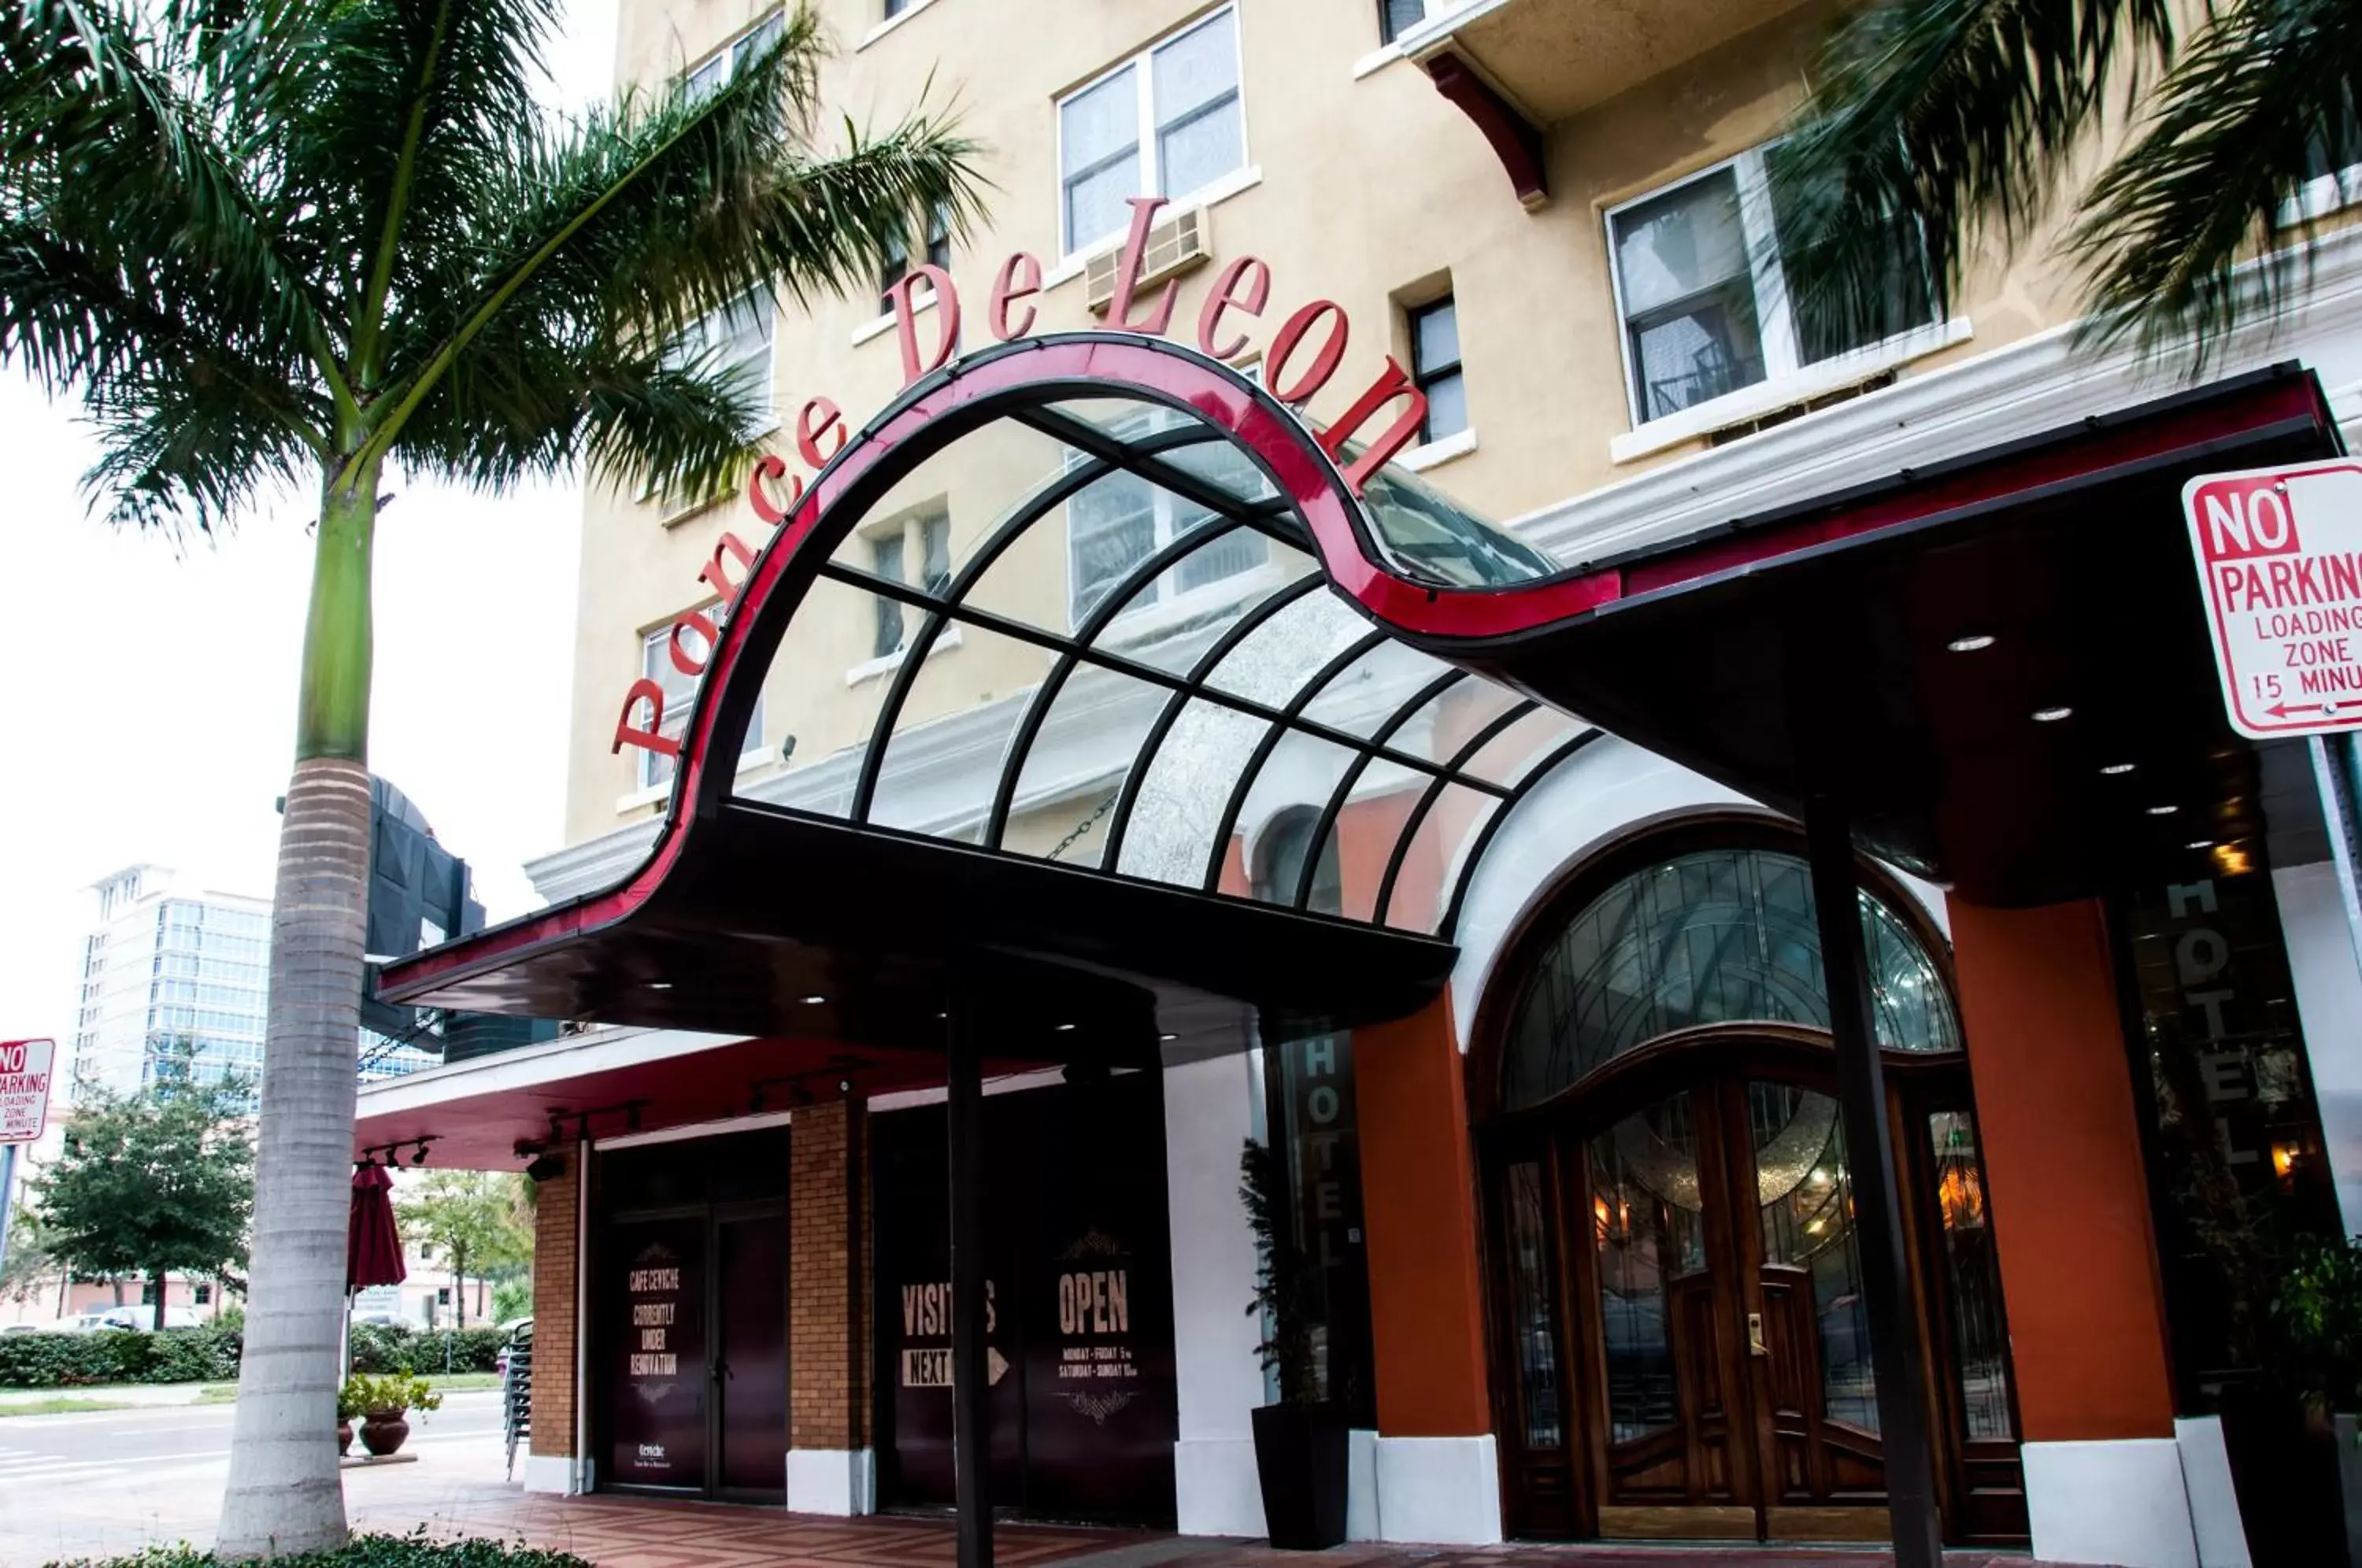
[0,0,619,1063]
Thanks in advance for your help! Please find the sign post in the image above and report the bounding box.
[0,1039,57,1280]
[2183,459,2362,738]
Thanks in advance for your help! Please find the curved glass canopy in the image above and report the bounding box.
[719,390,1591,938]
[1498,847,1961,1111]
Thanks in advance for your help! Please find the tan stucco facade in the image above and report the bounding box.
[561,0,2116,849]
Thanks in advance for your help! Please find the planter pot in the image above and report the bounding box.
[2336,1413,2362,1568]
[358,1408,410,1457]
[337,1421,354,1456]
[1249,1402,1348,1551]
[2219,1385,2342,1565]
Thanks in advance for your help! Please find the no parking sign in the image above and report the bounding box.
[0,1038,53,1145]
[2184,459,2362,738]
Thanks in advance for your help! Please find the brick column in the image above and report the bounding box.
[787,1098,873,1513]
[1353,993,1502,1544]
[526,1149,580,1492]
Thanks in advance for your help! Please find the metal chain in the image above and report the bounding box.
[1046,791,1119,863]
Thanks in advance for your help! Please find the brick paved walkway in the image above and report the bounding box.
[362,1486,2099,1568]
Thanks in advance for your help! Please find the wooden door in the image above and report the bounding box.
[1488,1057,2025,1545]
[1727,1079,1889,1542]
[714,1209,789,1500]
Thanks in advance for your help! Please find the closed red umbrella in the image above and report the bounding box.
[347,1162,405,1291]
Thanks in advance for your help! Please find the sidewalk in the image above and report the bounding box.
[0,1381,224,1407]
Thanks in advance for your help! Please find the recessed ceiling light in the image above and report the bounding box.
[646,981,673,990]
[2187,840,2215,851]
[1159,1033,1178,1042]
[800,994,827,1004]
[2100,763,2138,775]
[1054,1023,1076,1033]
[1947,634,1997,653]
[2031,705,2073,723]
[2147,804,2179,816]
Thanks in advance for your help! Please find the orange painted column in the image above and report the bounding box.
[1946,897,2178,1441]
[1354,992,1491,1437]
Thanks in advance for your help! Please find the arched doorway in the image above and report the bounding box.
[1472,826,2026,1547]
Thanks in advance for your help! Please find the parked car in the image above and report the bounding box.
[70,1306,202,1332]
[0,1322,47,1333]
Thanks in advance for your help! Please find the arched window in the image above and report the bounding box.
[1252,808,1342,915]
[1498,845,1960,1111]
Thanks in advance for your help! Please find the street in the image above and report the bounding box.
[0,1392,507,1566]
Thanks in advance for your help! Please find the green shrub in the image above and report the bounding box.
[45,1530,592,1566]
[347,1324,502,1375]
[0,1324,240,1389]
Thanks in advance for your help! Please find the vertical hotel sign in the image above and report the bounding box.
[0,1040,54,1145]
[2185,460,2362,738]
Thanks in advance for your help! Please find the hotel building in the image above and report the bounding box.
[358,2,2362,1562]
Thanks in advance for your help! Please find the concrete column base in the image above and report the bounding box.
[1372,1434,1503,1544]
[2023,1437,2200,1568]
[1347,1428,1379,1541]
[2175,1416,2253,1568]
[1175,1437,1264,1537]
[520,1453,580,1496]
[784,1448,875,1515]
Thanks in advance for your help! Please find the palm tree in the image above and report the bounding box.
[1769,0,2361,361]
[0,0,979,1551]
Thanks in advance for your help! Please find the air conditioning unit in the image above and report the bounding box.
[1085,205,1211,316]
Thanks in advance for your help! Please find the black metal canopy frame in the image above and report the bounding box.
[379,334,1597,1061]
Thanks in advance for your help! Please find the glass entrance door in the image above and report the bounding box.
[1579,1080,1885,1540]
[1488,1062,2021,1544]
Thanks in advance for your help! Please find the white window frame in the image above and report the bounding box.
[2287,160,2362,226]
[631,603,768,795]
[1056,5,1249,259]
[851,507,957,678]
[1603,142,1970,453]
[1604,147,1800,431]
[1062,409,1276,634]
[684,9,785,99]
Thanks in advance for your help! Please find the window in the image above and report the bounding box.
[883,0,915,14]
[686,10,783,100]
[1409,296,1465,444]
[1606,145,1934,427]
[878,205,952,309]
[1379,0,1425,43]
[1059,8,1244,253]
[635,606,765,791]
[1066,412,1268,623]
[866,509,951,658]
[2290,97,2362,222]
[665,288,775,431]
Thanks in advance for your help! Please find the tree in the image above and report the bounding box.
[33,1069,254,1331]
[1,0,979,1550]
[399,1170,530,1329]
[1,1201,61,1310]
[1768,0,2362,362]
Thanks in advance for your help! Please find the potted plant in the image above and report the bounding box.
[2264,1236,2362,1562]
[1241,1137,1347,1550]
[348,1372,443,1458]
[336,1378,365,1455]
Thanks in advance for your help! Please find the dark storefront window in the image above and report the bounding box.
[2119,852,2342,1406]
[1254,812,1379,1425]
[871,1074,1179,1525]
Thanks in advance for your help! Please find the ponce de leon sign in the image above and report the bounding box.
[612,195,1439,771]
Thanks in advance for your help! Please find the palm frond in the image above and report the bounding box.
[361,9,983,483]
[1771,0,2176,346]
[2071,0,2362,364]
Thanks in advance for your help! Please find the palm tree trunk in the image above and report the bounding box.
[217,460,378,1558]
